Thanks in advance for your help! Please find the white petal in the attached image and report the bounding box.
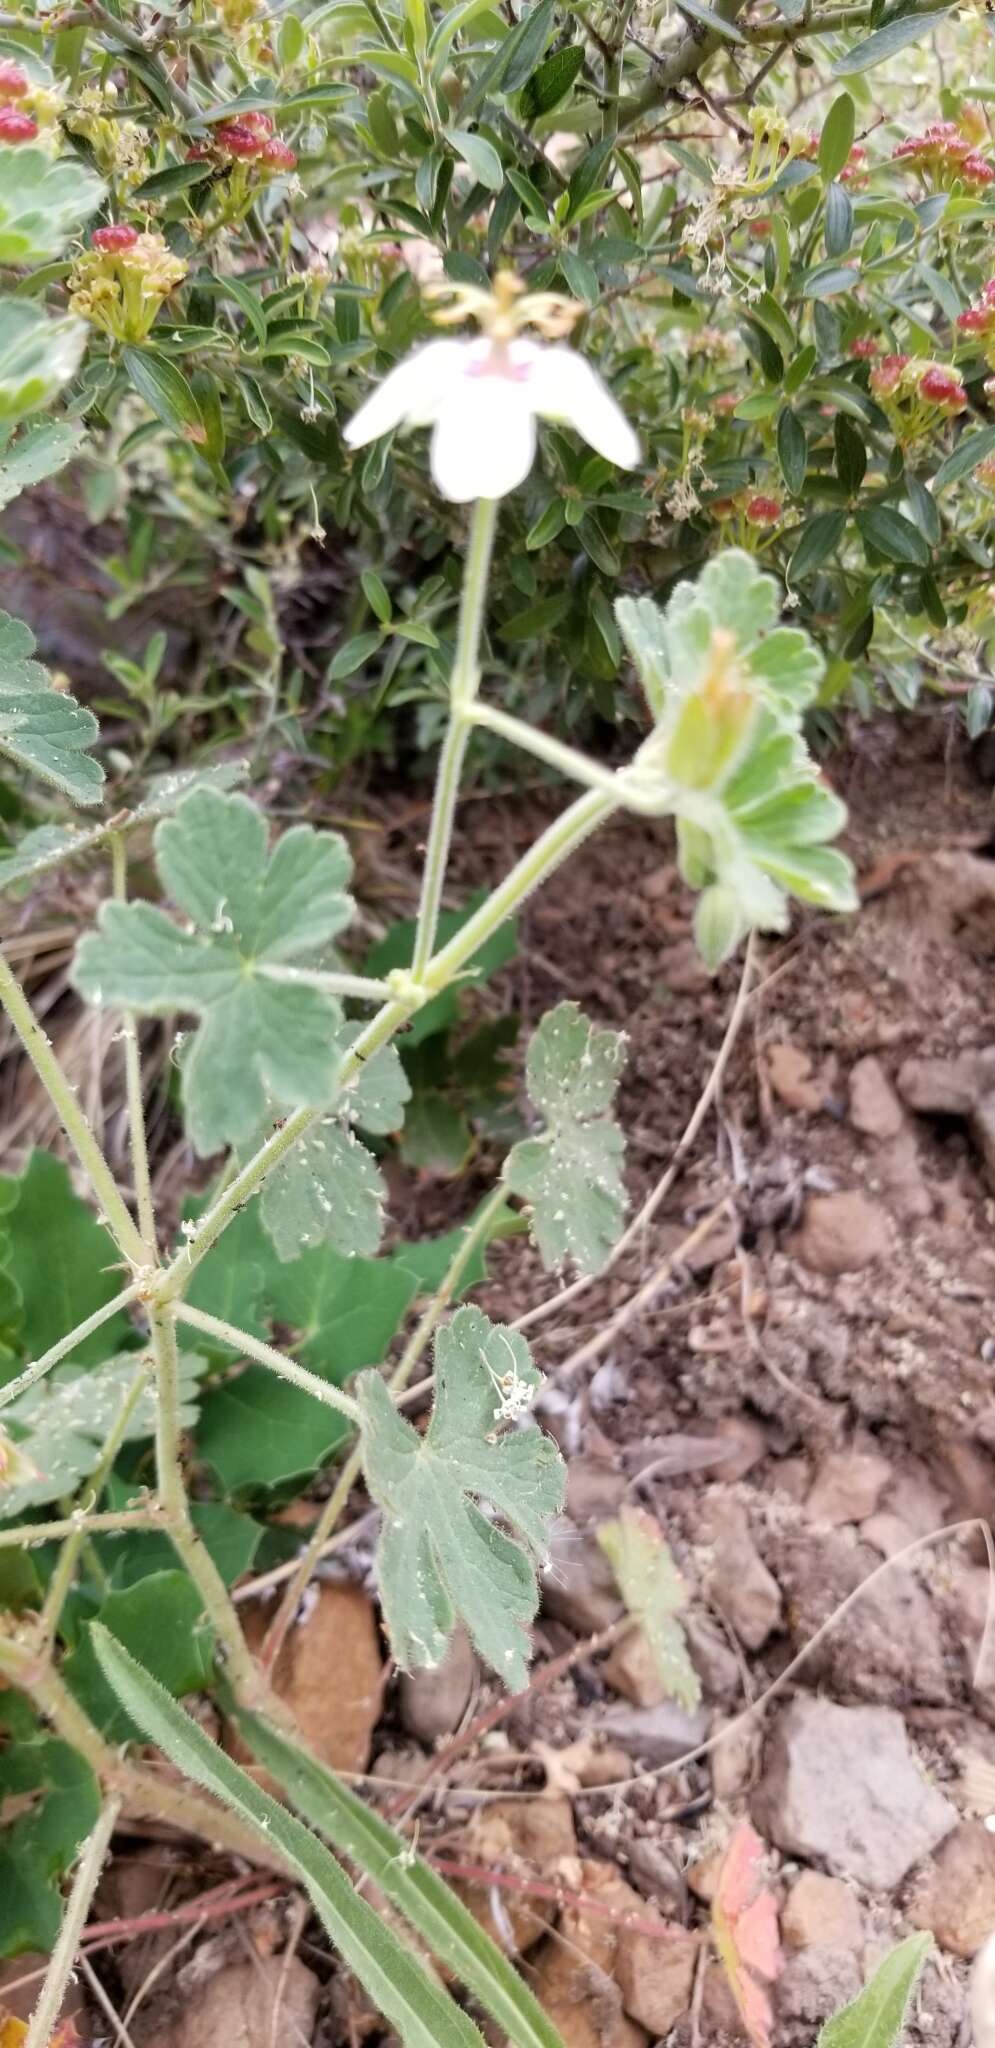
[429,373,537,502]
[343,339,467,448]
[527,345,640,469]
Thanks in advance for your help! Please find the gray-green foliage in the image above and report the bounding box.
[0,609,103,805]
[505,1000,627,1273]
[817,1935,932,2048]
[0,1352,202,1518]
[358,1305,565,1688]
[0,419,86,512]
[0,300,86,426]
[73,787,355,1152]
[617,552,858,968]
[0,145,104,265]
[256,1038,410,1261]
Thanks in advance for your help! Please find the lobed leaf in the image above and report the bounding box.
[0,609,102,806]
[598,1506,701,1711]
[505,1001,627,1273]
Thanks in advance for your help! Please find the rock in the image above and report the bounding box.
[765,1041,825,1114]
[778,1531,949,1706]
[777,1947,863,2025]
[687,1851,724,1903]
[624,1838,685,1908]
[887,1460,950,1537]
[947,1567,995,1710]
[542,1520,623,1636]
[711,1414,768,1482]
[700,1961,744,2037]
[860,1512,918,1559]
[849,1057,905,1140]
[576,1744,634,1788]
[909,1820,995,1957]
[876,1128,932,1222]
[686,1615,742,1703]
[398,1627,476,1745]
[144,1957,319,2048]
[931,1439,995,1525]
[566,1455,627,1523]
[239,1582,383,1777]
[532,1863,649,2048]
[753,1698,957,1890]
[711,1716,762,1800]
[602,1626,672,1709]
[782,1872,863,1952]
[615,1921,699,2035]
[596,1698,711,1767]
[791,1192,892,1276]
[702,1501,782,1652]
[898,1048,995,1192]
[807,1448,892,1526]
[462,1796,579,1953]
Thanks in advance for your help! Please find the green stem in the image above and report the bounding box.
[148,1303,270,1709]
[0,1509,163,1548]
[25,1798,121,2048]
[602,0,637,140]
[256,967,395,1002]
[0,1283,142,1412]
[174,1304,362,1422]
[110,835,157,1258]
[471,701,629,801]
[0,950,148,1269]
[259,1184,512,1668]
[410,498,498,979]
[38,1358,153,1653]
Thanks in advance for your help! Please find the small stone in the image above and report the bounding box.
[782,1872,863,1953]
[887,1460,950,1537]
[615,1921,699,2034]
[686,1614,742,1703]
[602,1626,671,1709]
[462,1796,579,1954]
[807,1448,892,1526]
[702,1500,782,1652]
[576,1743,633,1788]
[860,1512,918,1559]
[898,1048,995,1192]
[237,1582,383,1777]
[542,1520,623,1635]
[909,1820,995,1957]
[624,1838,685,1907]
[849,1057,905,1140]
[398,1626,475,1745]
[144,1958,319,2048]
[947,1566,995,1709]
[711,1413,768,1482]
[765,1041,825,1114]
[931,1439,995,1525]
[687,1850,724,1903]
[597,1698,710,1767]
[791,1191,892,1276]
[711,1715,762,1800]
[777,1947,863,2025]
[778,1531,949,1705]
[531,1863,649,2048]
[876,1128,933,1223]
[753,1698,957,1890]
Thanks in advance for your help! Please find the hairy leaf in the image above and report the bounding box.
[0,420,86,512]
[0,610,102,805]
[0,1352,200,1519]
[817,1935,932,2048]
[597,1506,701,1711]
[73,788,354,1153]
[505,1001,627,1273]
[358,1305,565,1688]
[0,302,86,426]
[0,146,104,264]
[260,1121,387,1262]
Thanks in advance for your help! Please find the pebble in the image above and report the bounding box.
[910,1821,995,1957]
[777,1530,949,1706]
[807,1448,892,1526]
[777,1947,863,2024]
[602,1626,673,1709]
[144,1958,319,2048]
[398,1626,476,1745]
[791,1191,892,1276]
[849,1056,905,1140]
[596,1698,711,1767]
[462,1796,579,1954]
[710,1714,762,1800]
[711,1412,769,1482]
[782,1871,863,1952]
[614,1922,700,2034]
[765,1040,826,1114]
[702,1500,783,1652]
[752,1697,957,1890]
[530,1862,649,2048]
[685,1614,742,1703]
[898,1048,995,1192]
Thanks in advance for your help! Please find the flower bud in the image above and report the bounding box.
[215,119,264,157]
[91,222,140,253]
[745,494,782,526]
[0,107,38,142]
[0,58,29,100]
[261,135,297,170]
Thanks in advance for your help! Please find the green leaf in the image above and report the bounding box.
[73,788,355,1154]
[834,414,867,496]
[0,299,84,424]
[449,127,503,191]
[123,347,207,445]
[817,1934,932,2048]
[597,1505,701,1711]
[329,630,383,680]
[505,1001,627,1274]
[0,1353,200,1520]
[399,1093,473,1174]
[358,1304,565,1687]
[819,93,855,181]
[196,1367,352,1499]
[66,1573,216,1741]
[0,608,102,804]
[932,424,995,492]
[856,504,930,567]
[132,160,214,200]
[777,408,807,496]
[0,145,104,264]
[264,1248,417,1376]
[667,0,744,36]
[99,1498,262,1590]
[0,418,86,511]
[787,509,846,581]
[91,1627,491,2048]
[499,0,555,91]
[831,9,951,72]
[235,1711,567,2048]
[344,1038,411,1134]
[0,1734,100,1956]
[520,43,584,117]
[260,1122,387,1262]
[825,182,854,259]
[0,1152,132,1377]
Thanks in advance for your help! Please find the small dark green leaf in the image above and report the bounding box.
[65,1571,216,1740]
[329,630,383,680]
[905,471,941,546]
[499,0,555,90]
[520,43,584,116]
[122,347,206,445]
[819,92,855,181]
[856,504,930,566]
[825,181,854,258]
[777,408,807,496]
[449,127,503,192]
[834,414,867,496]
[932,424,995,492]
[832,9,952,72]
[132,161,213,200]
[787,509,847,581]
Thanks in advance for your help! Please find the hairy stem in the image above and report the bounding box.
[25,1798,121,2048]
[0,950,148,1269]
[110,835,157,1257]
[260,1184,512,1669]
[0,1509,163,1548]
[410,497,498,978]
[174,1304,362,1421]
[37,1359,154,1655]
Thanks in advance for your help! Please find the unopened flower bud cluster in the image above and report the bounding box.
[0,57,64,151]
[868,353,967,441]
[69,225,188,344]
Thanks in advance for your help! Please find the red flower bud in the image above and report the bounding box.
[964,153,994,185]
[214,120,264,158]
[849,336,878,358]
[0,107,37,142]
[745,494,782,526]
[260,136,297,170]
[91,223,140,253]
[958,307,991,333]
[186,140,213,161]
[0,58,29,99]
[919,366,967,407]
[748,217,771,239]
[241,111,275,138]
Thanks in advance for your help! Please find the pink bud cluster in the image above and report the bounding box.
[892,121,994,189]
[190,110,297,171]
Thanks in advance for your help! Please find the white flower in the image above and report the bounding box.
[343,273,639,502]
